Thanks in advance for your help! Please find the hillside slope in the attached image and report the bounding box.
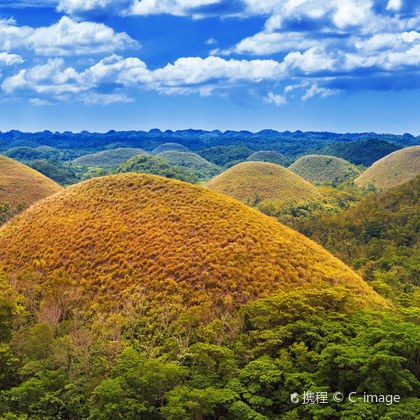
[0,155,63,210]
[0,173,383,309]
[205,161,322,205]
[289,155,361,182]
[246,151,291,167]
[157,151,220,179]
[355,146,420,191]
[72,148,145,167]
[151,143,189,154]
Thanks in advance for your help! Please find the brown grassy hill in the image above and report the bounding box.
[0,154,63,210]
[355,146,420,191]
[205,161,322,205]
[0,173,384,310]
[289,155,361,183]
[72,148,145,167]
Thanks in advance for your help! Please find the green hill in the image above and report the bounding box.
[355,146,420,191]
[117,153,199,183]
[316,139,401,166]
[151,143,189,154]
[289,155,361,183]
[206,161,322,205]
[72,148,145,167]
[157,151,221,179]
[246,150,291,167]
[295,176,420,297]
[29,160,79,186]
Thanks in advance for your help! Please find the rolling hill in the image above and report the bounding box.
[316,138,401,166]
[289,155,361,183]
[118,153,199,183]
[0,155,63,211]
[246,151,291,167]
[355,146,420,191]
[72,148,145,167]
[0,173,383,309]
[197,145,254,167]
[151,142,189,154]
[157,151,221,179]
[205,161,322,205]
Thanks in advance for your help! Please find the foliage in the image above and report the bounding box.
[315,139,401,166]
[157,151,221,180]
[28,160,79,186]
[0,287,416,419]
[198,145,254,167]
[289,155,361,183]
[118,154,199,184]
[206,161,322,206]
[355,146,420,191]
[293,177,420,299]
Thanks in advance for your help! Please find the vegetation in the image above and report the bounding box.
[157,151,221,180]
[151,143,189,154]
[279,177,420,301]
[29,160,79,186]
[0,173,383,311]
[246,150,291,167]
[198,145,254,167]
[289,155,361,183]
[118,154,199,184]
[355,146,420,191]
[0,155,62,212]
[4,146,50,162]
[315,139,401,166]
[205,162,322,206]
[72,148,145,167]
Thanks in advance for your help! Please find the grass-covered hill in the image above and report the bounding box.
[118,153,199,184]
[72,148,145,167]
[151,142,189,154]
[355,145,420,191]
[316,138,401,166]
[29,159,79,186]
[297,176,420,298]
[246,150,291,167]
[205,161,322,206]
[0,173,383,310]
[157,151,221,180]
[0,155,62,211]
[289,154,361,183]
[197,145,254,167]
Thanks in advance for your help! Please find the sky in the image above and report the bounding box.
[0,0,420,133]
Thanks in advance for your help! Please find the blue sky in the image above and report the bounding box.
[0,0,420,133]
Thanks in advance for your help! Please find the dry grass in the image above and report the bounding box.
[355,146,420,191]
[0,173,384,310]
[0,155,63,210]
[205,161,322,205]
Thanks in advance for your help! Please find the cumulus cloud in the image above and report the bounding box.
[0,16,138,56]
[0,52,23,66]
[265,92,286,106]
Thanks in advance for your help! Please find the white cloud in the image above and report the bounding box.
[0,51,23,65]
[130,0,221,16]
[265,92,286,106]
[0,16,138,56]
[302,84,339,101]
[205,37,217,45]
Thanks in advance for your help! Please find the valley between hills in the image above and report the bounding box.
[0,130,418,419]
